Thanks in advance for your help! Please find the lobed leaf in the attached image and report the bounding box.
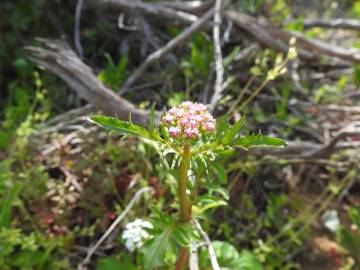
[88,115,149,137]
[88,115,164,143]
[231,134,287,149]
[141,226,174,270]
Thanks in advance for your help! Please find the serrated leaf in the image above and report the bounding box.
[222,116,246,144]
[231,134,287,149]
[88,115,149,137]
[141,226,174,270]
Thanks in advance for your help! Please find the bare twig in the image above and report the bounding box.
[209,0,224,110]
[88,0,199,25]
[303,18,360,31]
[119,7,215,94]
[189,243,200,270]
[161,0,214,14]
[192,218,221,270]
[303,122,360,158]
[74,0,84,59]
[81,187,153,267]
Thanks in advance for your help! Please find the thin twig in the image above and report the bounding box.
[119,7,215,94]
[74,0,84,59]
[192,218,221,270]
[303,18,360,31]
[81,187,153,266]
[189,243,200,270]
[209,0,224,111]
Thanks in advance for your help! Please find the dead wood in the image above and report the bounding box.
[26,38,159,125]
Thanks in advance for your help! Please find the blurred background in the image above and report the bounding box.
[0,0,360,269]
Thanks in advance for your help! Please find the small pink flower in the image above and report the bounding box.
[161,114,174,125]
[179,118,189,127]
[184,127,200,139]
[194,115,203,122]
[161,101,215,141]
[203,122,215,132]
[188,120,198,128]
[168,126,181,137]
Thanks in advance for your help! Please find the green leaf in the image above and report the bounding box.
[9,250,48,268]
[141,225,174,270]
[222,116,246,144]
[160,125,170,141]
[98,53,128,90]
[231,134,287,149]
[0,183,21,227]
[337,228,360,263]
[349,206,360,228]
[141,211,197,270]
[200,241,263,270]
[97,256,136,270]
[237,250,263,270]
[88,115,150,138]
[213,161,227,183]
[195,195,227,214]
[216,115,229,143]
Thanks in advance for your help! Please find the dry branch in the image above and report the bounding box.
[161,0,214,14]
[303,18,360,31]
[224,11,316,61]
[26,38,159,126]
[209,0,225,110]
[87,0,198,25]
[225,11,360,64]
[86,1,360,65]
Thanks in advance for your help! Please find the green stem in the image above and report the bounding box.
[175,144,191,270]
[178,144,191,222]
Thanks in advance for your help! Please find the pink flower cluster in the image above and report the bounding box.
[161,101,216,140]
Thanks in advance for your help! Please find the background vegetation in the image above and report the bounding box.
[1,0,359,269]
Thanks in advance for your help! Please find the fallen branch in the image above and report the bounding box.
[88,0,198,25]
[87,1,360,65]
[26,38,159,125]
[224,11,317,62]
[225,10,360,64]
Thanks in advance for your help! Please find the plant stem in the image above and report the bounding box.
[176,144,191,270]
[178,144,191,222]
[175,247,190,270]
